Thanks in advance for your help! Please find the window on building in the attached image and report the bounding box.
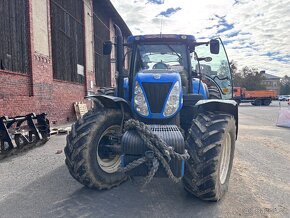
[93,0,111,87]
[0,0,29,73]
[50,0,85,83]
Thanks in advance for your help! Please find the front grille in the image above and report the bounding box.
[142,82,172,113]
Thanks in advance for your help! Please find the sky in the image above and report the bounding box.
[111,0,290,77]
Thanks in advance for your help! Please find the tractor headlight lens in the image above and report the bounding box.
[163,82,181,117]
[134,82,149,116]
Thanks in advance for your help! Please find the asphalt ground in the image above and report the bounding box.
[0,101,289,218]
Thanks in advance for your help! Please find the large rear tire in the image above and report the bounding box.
[64,109,127,189]
[208,87,222,99]
[183,112,236,201]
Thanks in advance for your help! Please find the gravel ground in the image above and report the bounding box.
[0,101,289,218]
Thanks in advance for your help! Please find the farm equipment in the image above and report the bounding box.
[233,87,277,106]
[64,25,238,201]
[0,113,50,159]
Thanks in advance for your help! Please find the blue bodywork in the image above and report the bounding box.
[132,71,183,119]
[123,74,210,119]
[192,78,208,99]
[123,77,129,101]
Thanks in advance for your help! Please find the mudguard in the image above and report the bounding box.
[196,99,238,137]
[85,95,132,115]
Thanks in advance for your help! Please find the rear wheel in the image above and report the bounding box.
[183,112,236,201]
[208,87,222,99]
[64,109,128,189]
[253,99,262,106]
[262,99,271,106]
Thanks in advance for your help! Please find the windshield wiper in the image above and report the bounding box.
[166,45,182,61]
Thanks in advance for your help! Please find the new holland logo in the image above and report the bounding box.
[153,74,161,79]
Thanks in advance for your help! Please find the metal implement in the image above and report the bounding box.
[0,113,50,160]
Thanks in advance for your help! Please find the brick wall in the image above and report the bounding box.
[50,80,86,124]
[0,0,88,125]
[0,0,129,124]
[0,71,31,98]
[0,59,87,124]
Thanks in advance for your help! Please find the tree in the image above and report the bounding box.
[240,66,266,90]
[230,60,266,90]
[279,75,290,94]
[230,60,243,87]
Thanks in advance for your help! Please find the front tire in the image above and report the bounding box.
[183,112,236,201]
[64,109,127,189]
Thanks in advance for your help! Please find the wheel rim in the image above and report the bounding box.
[219,132,231,184]
[96,125,121,174]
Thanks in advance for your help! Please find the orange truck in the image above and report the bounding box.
[233,87,277,106]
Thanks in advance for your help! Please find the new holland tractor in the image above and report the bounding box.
[64,25,238,201]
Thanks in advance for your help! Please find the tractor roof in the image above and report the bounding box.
[127,34,196,44]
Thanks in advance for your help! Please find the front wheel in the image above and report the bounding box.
[183,112,236,201]
[64,109,128,189]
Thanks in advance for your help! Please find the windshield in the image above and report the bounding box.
[133,43,189,73]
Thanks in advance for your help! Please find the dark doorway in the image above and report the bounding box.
[50,0,85,83]
[0,0,29,73]
[93,0,111,87]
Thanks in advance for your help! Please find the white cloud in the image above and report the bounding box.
[111,0,290,77]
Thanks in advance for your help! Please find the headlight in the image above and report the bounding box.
[134,82,149,116]
[163,82,181,117]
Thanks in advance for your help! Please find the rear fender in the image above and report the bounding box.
[196,99,238,138]
[85,95,132,115]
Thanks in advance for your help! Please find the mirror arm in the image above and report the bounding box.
[194,42,209,47]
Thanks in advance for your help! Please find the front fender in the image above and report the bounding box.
[196,99,238,138]
[85,95,132,115]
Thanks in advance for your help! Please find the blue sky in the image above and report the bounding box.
[111,0,290,77]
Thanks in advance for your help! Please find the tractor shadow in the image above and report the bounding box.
[0,163,258,218]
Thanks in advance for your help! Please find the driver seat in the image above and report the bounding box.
[152,62,168,70]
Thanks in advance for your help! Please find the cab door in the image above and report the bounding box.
[192,38,233,100]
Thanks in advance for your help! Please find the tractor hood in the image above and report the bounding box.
[132,70,183,119]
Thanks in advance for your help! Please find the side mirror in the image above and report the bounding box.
[210,39,220,54]
[103,41,113,55]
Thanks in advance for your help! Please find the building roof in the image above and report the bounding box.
[262,72,281,80]
[100,0,132,36]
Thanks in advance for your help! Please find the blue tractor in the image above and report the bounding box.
[65,25,238,201]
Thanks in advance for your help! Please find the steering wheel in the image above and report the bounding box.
[152,62,168,69]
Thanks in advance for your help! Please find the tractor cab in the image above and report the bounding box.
[117,34,233,121]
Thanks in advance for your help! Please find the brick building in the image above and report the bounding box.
[0,0,131,124]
